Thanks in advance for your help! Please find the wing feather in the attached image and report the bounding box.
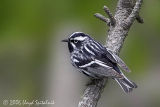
[106,49,131,72]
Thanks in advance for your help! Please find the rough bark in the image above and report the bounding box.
[78,0,143,107]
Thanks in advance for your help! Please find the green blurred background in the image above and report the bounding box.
[0,0,160,107]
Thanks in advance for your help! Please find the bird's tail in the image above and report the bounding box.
[114,74,137,93]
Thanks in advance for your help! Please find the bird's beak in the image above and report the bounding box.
[61,39,69,42]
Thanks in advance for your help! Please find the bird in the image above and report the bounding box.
[62,32,137,93]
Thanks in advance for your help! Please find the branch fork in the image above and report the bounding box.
[94,5,116,26]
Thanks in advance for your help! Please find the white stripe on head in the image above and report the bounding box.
[74,36,87,41]
[71,43,76,48]
[69,32,83,38]
[70,32,88,41]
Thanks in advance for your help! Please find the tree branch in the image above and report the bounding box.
[78,0,143,107]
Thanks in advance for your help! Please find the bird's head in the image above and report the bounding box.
[62,32,91,52]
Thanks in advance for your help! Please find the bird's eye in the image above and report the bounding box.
[74,40,78,43]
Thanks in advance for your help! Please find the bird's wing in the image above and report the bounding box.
[87,59,123,78]
[105,49,131,73]
[83,41,131,73]
[77,57,122,78]
[72,51,122,78]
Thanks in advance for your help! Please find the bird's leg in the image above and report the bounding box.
[86,78,102,86]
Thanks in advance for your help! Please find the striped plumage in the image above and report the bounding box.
[62,32,137,93]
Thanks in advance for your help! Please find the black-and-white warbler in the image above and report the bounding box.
[62,32,137,93]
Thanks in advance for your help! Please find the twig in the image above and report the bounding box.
[136,14,144,23]
[103,5,116,26]
[78,0,143,107]
[94,13,110,26]
[131,0,144,23]
[94,6,116,26]
[126,0,143,26]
